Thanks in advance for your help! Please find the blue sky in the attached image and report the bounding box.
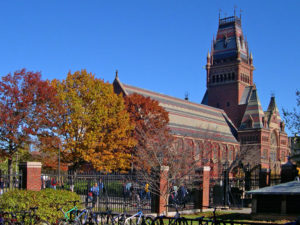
[0,1,299,135]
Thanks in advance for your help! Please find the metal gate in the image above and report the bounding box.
[41,172,153,213]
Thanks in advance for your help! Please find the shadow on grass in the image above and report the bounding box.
[184,212,298,224]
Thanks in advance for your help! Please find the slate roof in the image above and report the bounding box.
[239,86,252,105]
[240,88,264,129]
[265,96,282,127]
[113,77,239,144]
[247,179,300,195]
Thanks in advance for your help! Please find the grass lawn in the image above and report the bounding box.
[181,211,297,224]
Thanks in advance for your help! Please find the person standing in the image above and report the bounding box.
[51,177,57,190]
[144,183,150,200]
[0,177,4,195]
[69,175,74,192]
[98,178,104,196]
[90,182,99,207]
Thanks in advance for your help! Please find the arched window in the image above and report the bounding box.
[173,138,184,151]
[270,132,278,162]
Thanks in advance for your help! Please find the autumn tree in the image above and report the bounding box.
[53,70,136,172]
[124,93,202,209]
[124,93,169,169]
[283,90,300,135]
[0,69,58,179]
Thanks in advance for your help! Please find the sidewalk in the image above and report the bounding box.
[163,207,252,217]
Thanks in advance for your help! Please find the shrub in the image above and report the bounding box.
[0,189,81,224]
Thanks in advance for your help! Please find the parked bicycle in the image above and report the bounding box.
[124,201,153,225]
[57,200,100,225]
[200,206,227,225]
[151,202,188,225]
[0,209,18,225]
[15,207,49,225]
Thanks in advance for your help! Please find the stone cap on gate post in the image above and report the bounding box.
[19,162,42,191]
[203,166,211,172]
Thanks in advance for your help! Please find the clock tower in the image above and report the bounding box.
[202,15,289,171]
[202,15,254,128]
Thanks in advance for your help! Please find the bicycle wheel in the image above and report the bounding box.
[74,220,83,225]
[151,217,164,225]
[112,213,126,225]
[103,213,114,225]
[174,218,188,225]
[142,216,154,225]
[35,219,50,225]
[57,219,70,225]
[82,216,97,225]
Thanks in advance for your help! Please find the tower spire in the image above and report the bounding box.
[234,5,237,17]
[240,9,243,21]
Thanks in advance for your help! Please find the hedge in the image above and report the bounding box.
[0,189,81,224]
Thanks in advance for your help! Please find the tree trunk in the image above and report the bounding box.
[8,158,13,189]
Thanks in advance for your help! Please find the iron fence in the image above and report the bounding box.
[0,173,22,194]
[41,173,153,213]
[209,165,282,208]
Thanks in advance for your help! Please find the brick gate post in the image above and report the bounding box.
[202,166,211,209]
[158,166,169,215]
[19,162,42,191]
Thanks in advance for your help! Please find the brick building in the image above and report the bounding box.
[113,15,289,177]
[201,15,289,172]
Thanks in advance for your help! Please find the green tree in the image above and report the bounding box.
[53,70,136,172]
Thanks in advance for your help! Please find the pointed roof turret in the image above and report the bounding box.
[240,87,265,129]
[207,51,210,58]
[212,15,249,64]
[207,51,211,65]
[249,52,253,65]
[265,95,282,128]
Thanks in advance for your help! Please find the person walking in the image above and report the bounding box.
[178,184,188,207]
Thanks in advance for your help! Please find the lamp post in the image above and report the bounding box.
[223,161,229,206]
[58,147,61,186]
[245,163,251,191]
